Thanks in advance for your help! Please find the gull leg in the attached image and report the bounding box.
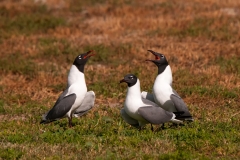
[138,126,142,131]
[68,116,72,128]
[151,124,154,131]
[161,123,165,130]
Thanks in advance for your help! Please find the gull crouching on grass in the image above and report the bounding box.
[40,50,95,127]
[120,74,183,131]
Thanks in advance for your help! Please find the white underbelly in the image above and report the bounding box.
[66,84,87,116]
[124,101,149,122]
[153,85,177,112]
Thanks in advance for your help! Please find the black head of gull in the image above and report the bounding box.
[73,50,95,73]
[120,74,138,87]
[146,50,169,74]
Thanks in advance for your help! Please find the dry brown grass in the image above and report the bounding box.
[0,0,239,159]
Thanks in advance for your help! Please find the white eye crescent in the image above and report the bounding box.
[78,56,82,59]
[161,55,164,58]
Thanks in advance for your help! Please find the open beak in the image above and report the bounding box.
[83,50,95,59]
[146,50,160,62]
[147,50,156,55]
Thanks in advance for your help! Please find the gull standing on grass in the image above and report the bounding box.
[41,50,95,127]
[142,50,193,122]
[120,74,183,131]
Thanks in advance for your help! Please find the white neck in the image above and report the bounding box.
[126,79,142,101]
[67,65,86,87]
[156,65,172,85]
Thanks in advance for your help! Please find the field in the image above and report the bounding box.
[0,0,239,159]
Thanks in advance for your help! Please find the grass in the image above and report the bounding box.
[0,53,38,78]
[0,0,239,159]
[147,17,239,41]
[215,56,240,75]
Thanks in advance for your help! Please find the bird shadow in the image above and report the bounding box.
[153,123,185,132]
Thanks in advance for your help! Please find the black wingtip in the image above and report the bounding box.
[40,120,46,124]
[40,119,54,124]
[173,111,185,116]
[175,115,194,122]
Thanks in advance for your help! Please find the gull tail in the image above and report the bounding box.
[170,113,183,124]
[175,112,194,122]
[173,111,185,116]
[40,113,48,124]
[40,120,48,124]
[40,119,56,124]
[176,116,194,122]
[40,111,55,124]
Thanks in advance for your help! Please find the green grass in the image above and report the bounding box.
[37,38,79,63]
[0,53,38,78]
[180,85,239,99]
[0,100,5,114]
[147,17,239,41]
[3,15,65,34]
[215,56,240,75]
[0,5,66,42]
[0,115,239,159]
[0,148,24,160]
[0,0,240,159]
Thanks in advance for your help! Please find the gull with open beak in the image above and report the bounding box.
[142,50,193,122]
[41,50,95,127]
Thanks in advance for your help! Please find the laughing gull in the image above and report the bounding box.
[120,74,183,130]
[40,50,95,127]
[143,50,193,121]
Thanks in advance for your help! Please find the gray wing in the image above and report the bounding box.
[120,108,139,127]
[141,91,155,103]
[138,106,173,124]
[142,98,160,108]
[53,88,69,106]
[171,90,193,118]
[73,91,95,117]
[45,93,76,121]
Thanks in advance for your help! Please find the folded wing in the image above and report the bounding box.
[170,91,193,121]
[41,93,76,123]
[73,91,95,117]
[138,106,173,124]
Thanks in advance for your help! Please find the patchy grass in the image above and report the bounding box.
[0,53,38,78]
[215,56,240,75]
[148,17,239,41]
[0,5,66,42]
[0,0,239,159]
[0,148,24,160]
[2,14,65,34]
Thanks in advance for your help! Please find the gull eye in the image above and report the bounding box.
[129,76,133,79]
[78,56,82,59]
[160,55,164,58]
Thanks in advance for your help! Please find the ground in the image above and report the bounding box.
[0,0,239,159]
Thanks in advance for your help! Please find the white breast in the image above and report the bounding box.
[66,65,87,115]
[65,83,87,117]
[157,65,173,86]
[124,80,149,121]
[153,65,176,111]
[153,83,173,109]
[68,65,86,87]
